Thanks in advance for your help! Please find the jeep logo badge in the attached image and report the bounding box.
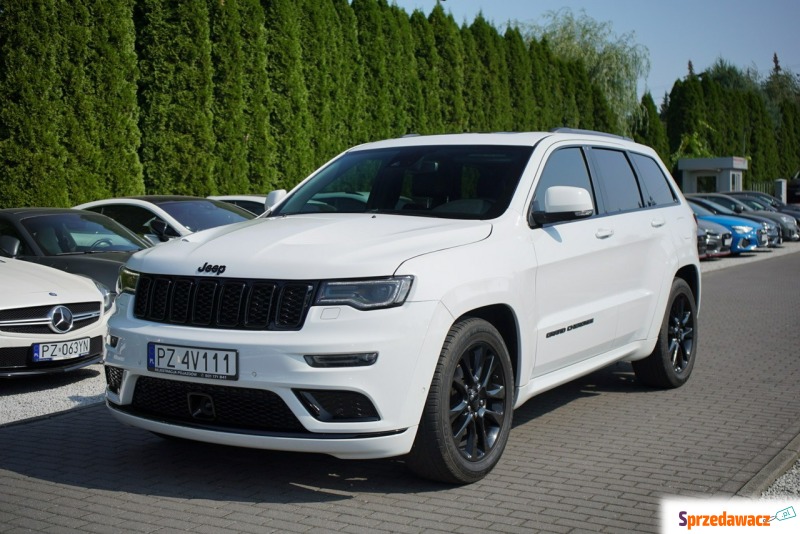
[197,262,226,275]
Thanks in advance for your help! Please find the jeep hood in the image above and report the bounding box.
[126,214,492,279]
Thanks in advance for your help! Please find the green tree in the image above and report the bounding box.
[410,9,443,133]
[209,0,248,194]
[263,0,314,188]
[428,3,466,132]
[775,100,800,177]
[382,2,418,136]
[239,0,276,192]
[664,75,705,154]
[523,8,649,135]
[57,0,104,205]
[469,14,512,131]
[331,0,368,146]
[632,92,669,162]
[300,0,355,164]
[353,0,393,140]
[528,37,561,130]
[504,26,534,131]
[89,0,144,198]
[0,0,68,208]
[136,0,216,195]
[460,24,486,131]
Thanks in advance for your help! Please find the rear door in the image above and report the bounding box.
[588,148,679,346]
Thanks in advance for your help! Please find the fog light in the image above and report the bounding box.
[303,353,378,368]
[109,335,120,348]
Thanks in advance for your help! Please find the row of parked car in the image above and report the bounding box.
[691,190,800,259]
[0,196,259,377]
[1,186,795,378]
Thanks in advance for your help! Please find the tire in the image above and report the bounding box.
[406,317,514,484]
[633,278,698,388]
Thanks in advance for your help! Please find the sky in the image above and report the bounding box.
[392,0,800,99]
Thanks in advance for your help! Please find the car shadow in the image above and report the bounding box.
[0,365,101,397]
[0,361,656,502]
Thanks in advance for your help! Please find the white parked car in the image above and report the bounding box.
[207,195,268,215]
[0,256,112,377]
[75,196,255,245]
[104,130,701,483]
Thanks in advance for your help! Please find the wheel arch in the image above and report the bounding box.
[455,304,520,394]
[675,263,701,310]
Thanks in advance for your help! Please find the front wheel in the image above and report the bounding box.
[633,278,698,388]
[406,317,514,484]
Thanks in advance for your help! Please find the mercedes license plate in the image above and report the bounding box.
[33,337,91,362]
[147,343,238,380]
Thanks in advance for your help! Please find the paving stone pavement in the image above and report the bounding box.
[1,251,799,533]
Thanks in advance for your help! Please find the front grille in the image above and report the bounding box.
[0,302,101,334]
[129,376,308,433]
[133,274,316,330]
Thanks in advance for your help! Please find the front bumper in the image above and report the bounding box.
[104,294,451,459]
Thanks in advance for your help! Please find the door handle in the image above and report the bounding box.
[595,228,614,239]
[651,218,666,228]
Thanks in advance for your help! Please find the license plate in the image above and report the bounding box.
[33,337,91,362]
[723,237,732,246]
[147,343,238,380]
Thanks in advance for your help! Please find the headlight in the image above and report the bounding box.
[118,267,140,294]
[315,276,413,310]
[93,281,113,312]
[731,225,752,234]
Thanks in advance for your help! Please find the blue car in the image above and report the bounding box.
[688,201,761,254]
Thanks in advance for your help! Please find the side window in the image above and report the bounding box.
[532,147,596,214]
[0,220,32,255]
[95,205,162,238]
[591,148,643,213]
[630,153,677,206]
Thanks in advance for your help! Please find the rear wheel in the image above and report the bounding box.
[633,278,697,388]
[406,318,514,484]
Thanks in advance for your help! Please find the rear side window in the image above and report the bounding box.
[631,153,677,206]
[591,148,643,213]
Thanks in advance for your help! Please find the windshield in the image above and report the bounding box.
[273,145,534,220]
[23,212,150,255]
[157,199,254,232]
[688,202,713,217]
[695,198,737,216]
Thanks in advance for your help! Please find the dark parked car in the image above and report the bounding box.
[727,191,800,226]
[0,208,151,301]
[787,178,800,204]
[697,219,732,259]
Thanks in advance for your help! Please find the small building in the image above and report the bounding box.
[677,157,748,193]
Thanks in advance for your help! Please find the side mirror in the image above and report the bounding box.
[149,219,178,242]
[0,235,21,257]
[529,186,594,227]
[733,205,743,213]
[265,189,287,212]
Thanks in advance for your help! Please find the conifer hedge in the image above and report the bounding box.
[1,0,798,208]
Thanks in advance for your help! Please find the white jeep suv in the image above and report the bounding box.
[105,130,700,483]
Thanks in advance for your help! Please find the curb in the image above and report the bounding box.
[737,433,800,497]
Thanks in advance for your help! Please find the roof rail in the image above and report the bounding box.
[549,127,633,142]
